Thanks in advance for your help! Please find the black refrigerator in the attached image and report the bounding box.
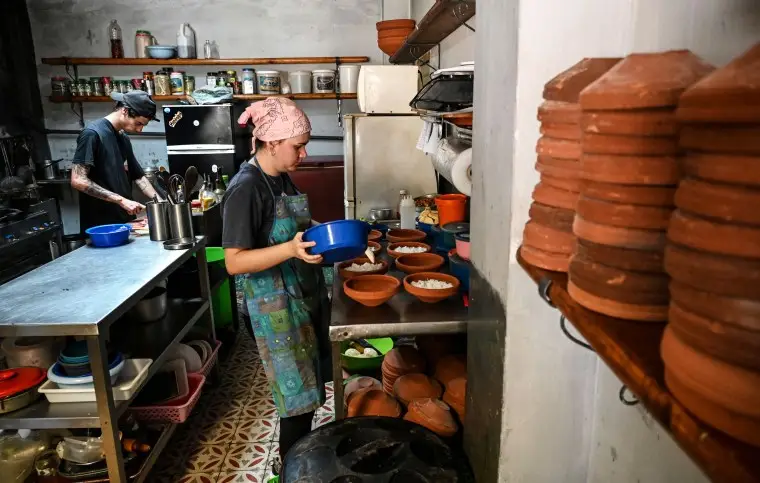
[163,103,251,178]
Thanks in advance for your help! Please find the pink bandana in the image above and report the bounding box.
[237,97,311,142]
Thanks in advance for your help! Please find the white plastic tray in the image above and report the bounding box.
[39,359,153,403]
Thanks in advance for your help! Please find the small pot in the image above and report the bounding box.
[38,159,63,180]
[455,233,471,261]
[127,286,168,323]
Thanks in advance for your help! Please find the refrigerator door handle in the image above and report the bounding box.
[343,116,356,201]
[166,144,235,151]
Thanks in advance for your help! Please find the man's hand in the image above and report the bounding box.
[120,199,145,215]
[290,232,323,264]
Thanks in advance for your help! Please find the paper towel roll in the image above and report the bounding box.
[431,138,472,195]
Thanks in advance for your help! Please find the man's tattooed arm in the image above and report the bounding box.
[70,164,123,203]
[135,176,160,200]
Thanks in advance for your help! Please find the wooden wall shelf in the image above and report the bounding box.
[389,0,475,65]
[48,93,357,104]
[517,248,760,483]
[41,56,370,66]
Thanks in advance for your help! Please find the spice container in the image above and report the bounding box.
[170,72,185,95]
[82,79,94,96]
[91,77,103,96]
[312,69,336,93]
[51,77,69,96]
[258,71,281,95]
[242,68,256,94]
[206,72,217,88]
[216,73,226,87]
[185,75,195,94]
[102,77,113,96]
[289,71,311,94]
[134,30,154,59]
[155,72,171,95]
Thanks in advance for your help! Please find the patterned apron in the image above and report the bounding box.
[242,159,328,417]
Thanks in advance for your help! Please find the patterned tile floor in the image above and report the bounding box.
[148,330,335,483]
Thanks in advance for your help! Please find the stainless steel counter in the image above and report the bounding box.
[0,236,205,336]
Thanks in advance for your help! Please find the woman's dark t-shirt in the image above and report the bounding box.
[222,161,296,249]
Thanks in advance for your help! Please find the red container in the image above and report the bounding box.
[436,194,468,226]
[129,373,206,423]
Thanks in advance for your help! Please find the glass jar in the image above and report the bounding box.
[134,30,153,59]
[102,77,114,96]
[241,68,256,95]
[82,79,93,96]
[90,77,103,96]
[216,73,226,87]
[51,76,69,97]
[206,72,217,88]
[154,72,171,95]
[185,75,195,94]
[142,71,154,96]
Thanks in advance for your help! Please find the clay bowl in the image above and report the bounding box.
[338,257,389,279]
[434,354,467,386]
[343,275,400,307]
[404,272,460,303]
[378,36,407,56]
[387,241,432,259]
[367,240,382,254]
[395,253,445,274]
[384,346,426,374]
[368,229,383,242]
[347,387,402,418]
[387,228,426,243]
[443,377,466,420]
[378,27,413,39]
[393,373,443,406]
[344,376,383,406]
[376,19,416,30]
[416,334,460,369]
[404,398,458,437]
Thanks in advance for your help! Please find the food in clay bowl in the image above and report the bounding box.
[387,241,431,259]
[386,228,426,243]
[395,253,446,274]
[404,272,460,303]
[343,274,400,307]
[367,240,382,254]
[368,229,383,242]
[338,257,389,279]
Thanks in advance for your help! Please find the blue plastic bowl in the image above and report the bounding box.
[146,45,177,59]
[303,220,370,264]
[449,250,471,292]
[85,224,131,247]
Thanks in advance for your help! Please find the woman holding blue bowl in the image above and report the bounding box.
[222,97,331,474]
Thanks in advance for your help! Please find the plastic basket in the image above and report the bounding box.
[128,373,206,423]
[192,340,221,378]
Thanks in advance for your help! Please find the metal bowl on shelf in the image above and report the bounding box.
[127,286,168,323]
[368,208,394,222]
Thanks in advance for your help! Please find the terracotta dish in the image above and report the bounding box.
[582,132,680,156]
[667,209,760,259]
[404,272,460,303]
[384,346,426,373]
[677,41,760,123]
[568,280,668,322]
[523,220,575,254]
[580,154,680,186]
[583,181,676,207]
[675,177,760,227]
[581,109,678,136]
[681,153,760,188]
[540,174,584,193]
[395,253,446,274]
[575,239,664,273]
[573,216,667,251]
[376,19,416,30]
[528,203,575,233]
[535,136,582,160]
[416,335,461,369]
[540,123,582,141]
[434,354,467,386]
[537,101,581,124]
[669,280,760,332]
[570,252,669,294]
[579,50,715,110]
[535,156,581,180]
[378,28,414,39]
[386,229,426,243]
[661,327,760,447]
[531,182,579,210]
[338,257,389,279]
[344,376,383,406]
[343,274,400,307]
[378,37,407,56]
[575,196,673,230]
[367,240,382,253]
[443,377,467,420]
[404,398,458,437]
[368,229,382,242]
[543,57,622,103]
[393,373,443,406]
[347,387,402,418]
[519,245,570,272]
[680,125,760,156]
[387,241,431,259]
[569,260,670,306]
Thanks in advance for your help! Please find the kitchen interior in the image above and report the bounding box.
[0,0,760,483]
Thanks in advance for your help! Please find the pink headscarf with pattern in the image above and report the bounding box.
[237,97,311,142]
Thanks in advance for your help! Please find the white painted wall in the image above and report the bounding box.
[495,0,760,481]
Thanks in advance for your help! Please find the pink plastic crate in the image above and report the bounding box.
[128,373,206,423]
[192,340,222,378]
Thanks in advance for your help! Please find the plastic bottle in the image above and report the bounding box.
[177,23,197,59]
[203,40,212,59]
[108,20,124,59]
[400,191,416,229]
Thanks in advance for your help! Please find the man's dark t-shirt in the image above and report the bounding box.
[72,118,145,232]
[222,162,296,250]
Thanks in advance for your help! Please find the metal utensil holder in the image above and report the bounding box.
[168,203,194,240]
[146,201,171,241]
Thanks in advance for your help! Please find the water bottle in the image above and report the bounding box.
[400,192,416,230]
[203,40,212,59]
[108,20,124,58]
[177,23,197,59]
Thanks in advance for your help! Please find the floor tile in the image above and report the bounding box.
[222,443,271,471]
[233,418,278,443]
[193,419,239,445]
[240,397,278,420]
[183,444,228,474]
[312,411,335,430]
[249,385,272,399]
[215,470,267,483]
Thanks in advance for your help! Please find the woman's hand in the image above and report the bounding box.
[290,232,324,264]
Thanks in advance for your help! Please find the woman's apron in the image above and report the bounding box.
[242,159,328,417]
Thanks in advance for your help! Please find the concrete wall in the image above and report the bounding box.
[492,0,760,481]
[411,0,475,69]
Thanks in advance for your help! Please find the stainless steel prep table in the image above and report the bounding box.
[329,252,468,419]
[0,236,216,483]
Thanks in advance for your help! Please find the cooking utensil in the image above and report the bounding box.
[368,207,394,222]
[0,367,45,414]
[127,286,168,323]
[163,237,196,250]
[85,224,131,247]
[0,144,25,193]
[184,166,199,198]
[168,203,193,240]
[302,220,371,264]
[168,174,185,205]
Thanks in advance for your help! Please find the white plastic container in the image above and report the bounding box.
[177,23,197,59]
[400,192,416,229]
[339,65,361,93]
[289,71,311,94]
[39,359,152,403]
[257,71,281,95]
[312,69,336,93]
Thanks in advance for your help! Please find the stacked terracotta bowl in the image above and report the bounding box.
[567,50,714,321]
[376,19,415,56]
[520,58,620,272]
[661,42,760,447]
[381,346,426,394]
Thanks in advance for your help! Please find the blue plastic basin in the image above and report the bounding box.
[303,220,370,264]
[85,224,131,248]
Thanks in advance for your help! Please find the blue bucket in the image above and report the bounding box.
[303,220,370,264]
[85,224,131,247]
